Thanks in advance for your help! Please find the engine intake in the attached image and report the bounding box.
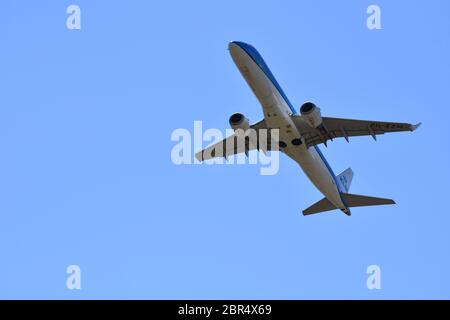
[229,113,250,131]
[300,102,322,128]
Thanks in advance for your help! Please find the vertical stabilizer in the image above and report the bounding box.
[337,168,353,192]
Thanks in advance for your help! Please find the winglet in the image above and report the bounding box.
[410,122,422,132]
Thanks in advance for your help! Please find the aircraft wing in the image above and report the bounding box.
[195,119,276,161]
[291,115,421,148]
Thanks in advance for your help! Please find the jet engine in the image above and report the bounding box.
[229,113,250,132]
[300,102,322,128]
[300,102,333,145]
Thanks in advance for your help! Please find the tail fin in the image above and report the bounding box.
[303,193,395,216]
[337,168,353,192]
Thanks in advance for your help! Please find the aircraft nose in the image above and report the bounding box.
[228,41,249,51]
[228,41,244,61]
[228,41,239,51]
[228,41,253,61]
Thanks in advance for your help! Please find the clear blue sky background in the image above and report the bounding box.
[1,0,449,299]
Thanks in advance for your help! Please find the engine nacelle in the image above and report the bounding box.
[229,113,250,132]
[300,102,322,128]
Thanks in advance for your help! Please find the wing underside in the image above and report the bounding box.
[291,115,421,148]
[196,115,420,160]
[195,119,277,161]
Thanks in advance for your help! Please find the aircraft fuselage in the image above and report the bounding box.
[228,41,350,215]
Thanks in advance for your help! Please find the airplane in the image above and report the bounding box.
[195,41,421,216]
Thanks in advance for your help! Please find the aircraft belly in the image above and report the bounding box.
[289,147,345,209]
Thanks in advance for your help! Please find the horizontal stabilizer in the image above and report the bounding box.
[303,197,336,215]
[342,193,395,207]
[303,193,395,216]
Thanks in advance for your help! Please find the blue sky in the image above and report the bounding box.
[1,0,449,299]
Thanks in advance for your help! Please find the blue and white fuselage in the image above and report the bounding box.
[228,41,351,215]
